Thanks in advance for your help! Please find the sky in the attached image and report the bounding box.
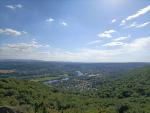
[0,0,150,62]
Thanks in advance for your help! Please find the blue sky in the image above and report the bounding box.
[0,0,150,62]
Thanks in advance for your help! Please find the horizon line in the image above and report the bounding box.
[0,59,150,63]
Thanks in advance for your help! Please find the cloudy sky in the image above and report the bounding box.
[0,0,150,62]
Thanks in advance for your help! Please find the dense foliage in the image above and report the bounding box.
[0,66,150,113]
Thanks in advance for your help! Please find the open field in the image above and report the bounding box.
[0,70,15,74]
[30,76,61,82]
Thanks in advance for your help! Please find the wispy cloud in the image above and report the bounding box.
[0,37,150,62]
[113,36,129,41]
[46,18,54,22]
[126,5,150,21]
[6,4,22,10]
[0,28,26,37]
[134,22,149,28]
[6,41,39,51]
[61,22,68,26]
[86,40,101,45]
[102,41,125,47]
[126,22,137,28]
[98,29,116,38]
[125,22,149,29]
[120,5,150,25]
[111,19,116,23]
[1,39,49,52]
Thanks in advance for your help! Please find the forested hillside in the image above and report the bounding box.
[0,66,150,113]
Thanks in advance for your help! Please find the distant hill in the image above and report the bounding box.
[0,59,150,78]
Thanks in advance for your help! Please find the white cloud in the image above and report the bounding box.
[6,4,22,10]
[46,18,54,22]
[0,37,150,62]
[126,22,137,28]
[0,28,26,37]
[61,22,68,26]
[22,31,27,34]
[127,5,150,21]
[113,36,129,41]
[111,19,116,23]
[120,20,126,26]
[6,5,15,10]
[134,22,149,28]
[126,37,150,51]
[102,41,125,47]
[98,29,116,38]
[120,5,150,25]
[86,40,101,45]
[104,30,116,34]
[126,22,149,28]
[1,39,49,52]
[5,40,41,51]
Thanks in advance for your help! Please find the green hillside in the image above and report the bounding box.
[0,66,150,113]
